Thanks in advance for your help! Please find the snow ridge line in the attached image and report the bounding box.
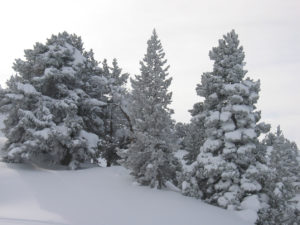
[0,217,68,225]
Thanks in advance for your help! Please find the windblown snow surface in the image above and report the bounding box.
[0,115,254,225]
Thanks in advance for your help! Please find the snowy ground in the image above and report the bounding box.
[0,115,254,225]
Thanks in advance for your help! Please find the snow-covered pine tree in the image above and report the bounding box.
[266,126,300,186]
[174,102,206,166]
[174,122,189,149]
[256,126,300,225]
[182,102,206,165]
[0,84,12,113]
[120,29,181,189]
[2,32,108,169]
[98,58,131,166]
[256,204,300,225]
[256,169,300,225]
[182,30,270,209]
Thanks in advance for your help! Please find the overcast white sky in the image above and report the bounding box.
[0,0,299,144]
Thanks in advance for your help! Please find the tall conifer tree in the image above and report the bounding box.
[121,29,180,189]
[182,30,270,208]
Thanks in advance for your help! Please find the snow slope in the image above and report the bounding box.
[0,164,254,225]
[0,115,254,225]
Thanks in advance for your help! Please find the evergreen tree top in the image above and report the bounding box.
[131,29,172,110]
[140,29,170,75]
[47,31,84,52]
[275,125,283,138]
[209,30,247,83]
[11,31,98,84]
[19,32,87,66]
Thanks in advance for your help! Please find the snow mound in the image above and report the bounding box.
[241,195,261,211]
[0,162,254,225]
[79,130,99,153]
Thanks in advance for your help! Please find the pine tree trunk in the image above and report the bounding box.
[60,151,72,166]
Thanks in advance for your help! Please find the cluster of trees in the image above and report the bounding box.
[0,30,299,224]
[0,32,130,168]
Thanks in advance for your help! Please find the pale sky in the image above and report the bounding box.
[0,0,299,145]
